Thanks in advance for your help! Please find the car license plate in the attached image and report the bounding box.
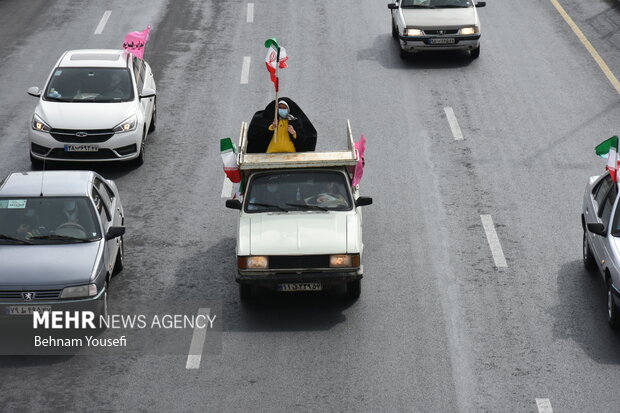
[428,38,455,44]
[64,144,99,152]
[5,305,51,316]
[277,283,322,292]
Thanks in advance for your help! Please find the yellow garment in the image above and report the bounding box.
[267,119,296,153]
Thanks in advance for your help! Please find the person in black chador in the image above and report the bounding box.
[246,97,317,153]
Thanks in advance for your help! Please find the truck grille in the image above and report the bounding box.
[268,255,330,269]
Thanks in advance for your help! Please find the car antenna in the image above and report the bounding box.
[39,158,46,197]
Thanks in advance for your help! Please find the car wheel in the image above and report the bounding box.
[345,279,361,300]
[148,98,157,133]
[30,153,43,170]
[470,45,480,59]
[607,278,620,329]
[113,236,124,274]
[239,284,257,301]
[133,134,145,166]
[392,21,398,39]
[583,230,596,271]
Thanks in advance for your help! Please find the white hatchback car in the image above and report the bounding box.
[388,0,486,58]
[27,49,156,166]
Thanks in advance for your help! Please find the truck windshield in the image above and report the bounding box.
[245,170,353,213]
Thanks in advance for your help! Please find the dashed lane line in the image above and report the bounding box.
[536,398,553,413]
[94,10,112,35]
[444,107,464,141]
[480,214,508,268]
[247,3,254,23]
[240,56,251,84]
[185,307,210,369]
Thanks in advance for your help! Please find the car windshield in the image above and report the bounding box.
[0,197,101,244]
[244,170,353,213]
[401,0,472,7]
[44,67,134,103]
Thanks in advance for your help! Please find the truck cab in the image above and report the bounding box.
[226,121,372,301]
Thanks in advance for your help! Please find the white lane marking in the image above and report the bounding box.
[246,3,254,23]
[536,398,553,413]
[444,107,464,141]
[240,56,251,84]
[94,10,112,35]
[221,178,233,198]
[480,215,508,268]
[185,307,210,369]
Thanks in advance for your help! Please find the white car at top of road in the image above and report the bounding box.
[388,0,486,59]
[27,49,157,166]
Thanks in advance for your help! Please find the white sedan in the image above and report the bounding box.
[388,0,486,59]
[27,49,156,166]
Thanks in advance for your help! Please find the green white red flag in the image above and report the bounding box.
[220,138,241,183]
[264,38,288,92]
[595,135,620,182]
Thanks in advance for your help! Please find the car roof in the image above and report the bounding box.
[58,49,131,68]
[0,171,96,197]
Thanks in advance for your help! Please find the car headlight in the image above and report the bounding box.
[32,114,51,132]
[459,26,479,35]
[329,254,360,268]
[238,256,269,269]
[60,284,98,299]
[113,116,137,133]
[405,28,424,36]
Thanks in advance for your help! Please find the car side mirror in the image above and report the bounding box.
[27,86,41,97]
[475,1,486,7]
[140,88,156,99]
[587,222,606,236]
[387,3,398,9]
[105,226,126,240]
[355,196,373,207]
[226,199,242,210]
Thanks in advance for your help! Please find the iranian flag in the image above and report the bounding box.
[264,38,288,92]
[220,138,242,183]
[595,135,620,182]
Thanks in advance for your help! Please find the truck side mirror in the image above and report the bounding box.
[226,199,242,210]
[105,226,126,240]
[387,3,398,9]
[355,197,373,207]
[475,1,486,7]
[587,222,606,236]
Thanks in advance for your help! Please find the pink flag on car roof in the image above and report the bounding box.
[123,26,151,59]
[352,135,366,187]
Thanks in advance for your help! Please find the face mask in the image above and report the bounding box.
[278,109,289,118]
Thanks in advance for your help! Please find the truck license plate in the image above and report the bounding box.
[277,283,322,292]
[64,144,99,152]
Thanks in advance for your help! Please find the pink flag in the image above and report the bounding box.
[352,135,366,186]
[123,26,151,59]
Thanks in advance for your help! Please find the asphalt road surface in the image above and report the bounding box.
[0,0,619,411]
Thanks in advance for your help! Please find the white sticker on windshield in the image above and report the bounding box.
[54,70,62,76]
[5,200,27,209]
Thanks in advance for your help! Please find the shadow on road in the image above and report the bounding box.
[357,33,476,70]
[166,237,355,333]
[551,260,620,364]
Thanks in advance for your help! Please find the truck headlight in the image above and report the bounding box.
[459,26,479,35]
[330,254,360,268]
[113,115,137,133]
[60,284,98,299]
[238,256,269,269]
[405,28,424,36]
[32,114,51,132]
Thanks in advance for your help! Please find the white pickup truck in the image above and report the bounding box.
[225,121,372,301]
